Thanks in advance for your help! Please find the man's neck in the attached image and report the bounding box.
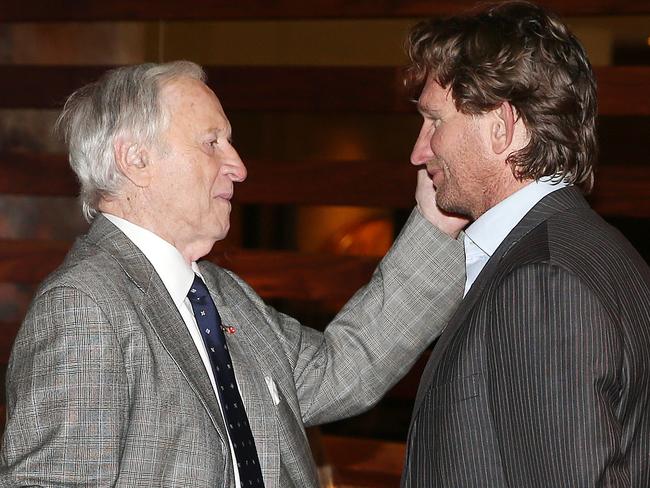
[474,177,532,221]
[99,199,210,264]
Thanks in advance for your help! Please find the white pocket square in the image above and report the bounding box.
[265,376,281,405]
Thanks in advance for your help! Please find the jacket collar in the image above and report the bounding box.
[411,186,590,416]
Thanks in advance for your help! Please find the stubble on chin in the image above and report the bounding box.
[435,186,473,220]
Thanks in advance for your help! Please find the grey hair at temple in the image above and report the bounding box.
[56,60,206,221]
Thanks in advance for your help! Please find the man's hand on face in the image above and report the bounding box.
[416,168,469,239]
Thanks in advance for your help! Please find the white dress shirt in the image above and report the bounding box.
[463,179,568,296]
[103,213,242,487]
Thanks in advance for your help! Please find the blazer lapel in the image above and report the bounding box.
[85,216,229,440]
[138,282,229,437]
[412,237,506,414]
[412,186,589,416]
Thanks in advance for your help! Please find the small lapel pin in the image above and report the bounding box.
[222,325,236,334]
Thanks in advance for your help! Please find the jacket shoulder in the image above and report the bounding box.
[498,206,650,321]
[34,235,136,305]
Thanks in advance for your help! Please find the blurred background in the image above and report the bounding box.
[0,1,649,486]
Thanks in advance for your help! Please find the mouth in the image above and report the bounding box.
[426,164,441,177]
[426,165,444,187]
[215,190,234,201]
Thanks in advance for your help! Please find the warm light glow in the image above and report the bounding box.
[647,36,650,47]
[326,218,394,257]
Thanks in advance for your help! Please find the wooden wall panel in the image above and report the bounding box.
[0,323,20,363]
[1,0,649,21]
[1,66,649,116]
[0,239,377,301]
[1,153,647,218]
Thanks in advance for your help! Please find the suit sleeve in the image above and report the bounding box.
[1,286,129,486]
[485,263,624,487]
[287,208,465,426]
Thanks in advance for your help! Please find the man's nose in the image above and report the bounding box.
[410,126,432,167]
[228,151,247,182]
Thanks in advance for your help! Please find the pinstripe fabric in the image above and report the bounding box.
[0,208,464,487]
[402,187,650,487]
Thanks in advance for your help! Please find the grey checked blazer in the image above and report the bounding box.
[402,186,650,487]
[0,209,463,487]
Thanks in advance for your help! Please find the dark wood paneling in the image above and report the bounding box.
[0,152,414,206]
[206,66,411,113]
[0,66,108,110]
[590,165,650,219]
[204,248,378,301]
[239,158,415,208]
[0,152,78,197]
[597,67,650,117]
[599,117,650,166]
[241,161,650,218]
[1,66,649,117]
[1,0,649,21]
[1,152,648,217]
[330,467,402,488]
[0,322,20,364]
[0,240,71,284]
[321,435,405,488]
[0,66,409,112]
[0,239,377,301]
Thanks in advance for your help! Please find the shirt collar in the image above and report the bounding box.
[103,213,197,307]
[464,178,569,258]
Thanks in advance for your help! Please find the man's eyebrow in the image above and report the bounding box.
[208,126,232,140]
[416,102,441,118]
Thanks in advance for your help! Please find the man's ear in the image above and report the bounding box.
[114,138,152,188]
[490,101,515,155]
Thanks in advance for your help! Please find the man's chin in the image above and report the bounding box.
[194,224,230,259]
[435,192,453,214]
[437,195,470,219]
[213,223,230,243]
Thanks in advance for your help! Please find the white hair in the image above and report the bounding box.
[56,61,206,221]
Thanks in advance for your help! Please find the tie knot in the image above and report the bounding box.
[188,275,210,302]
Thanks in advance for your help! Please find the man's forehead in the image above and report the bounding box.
[423,77,452,100]
[162,76,215,104]
[418,78,453,111]
[161,76,229,126]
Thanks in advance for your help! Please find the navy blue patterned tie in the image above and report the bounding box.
[187,275,265,487]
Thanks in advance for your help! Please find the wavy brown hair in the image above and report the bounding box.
[405,1,597,193]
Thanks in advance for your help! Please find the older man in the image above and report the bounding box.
[402,2,650,487]
[0,62,464,486]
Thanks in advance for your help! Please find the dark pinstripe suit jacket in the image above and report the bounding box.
[402,186,650,487]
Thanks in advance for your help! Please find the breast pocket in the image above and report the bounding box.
[428,372,481,409]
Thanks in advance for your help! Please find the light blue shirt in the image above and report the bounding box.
[463,179,569,296]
